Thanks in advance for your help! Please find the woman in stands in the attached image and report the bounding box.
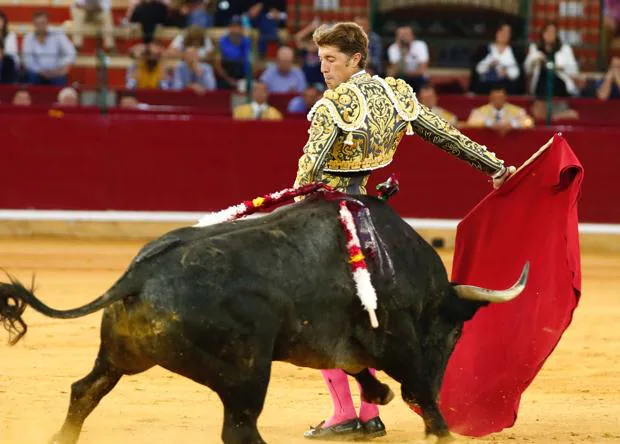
[167,25,214,62]
[524,22,580,97]
[0,10,19,67]
[471,22,523,95]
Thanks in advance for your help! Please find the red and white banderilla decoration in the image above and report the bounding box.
[337,200,380,328]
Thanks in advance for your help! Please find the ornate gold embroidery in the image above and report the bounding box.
[294,104,339,187]
[314,83,367,132]
[378,76,420,122]
[411,104,505,175]
[322,78,406,173]
[321,173,370,194]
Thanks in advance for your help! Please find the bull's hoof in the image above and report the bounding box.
[424,432,456,443]
[361,383,394,406]
[48,433,73,444]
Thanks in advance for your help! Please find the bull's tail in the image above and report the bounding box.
[0,272,134,345]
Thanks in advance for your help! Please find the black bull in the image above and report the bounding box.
[0,196,528,443]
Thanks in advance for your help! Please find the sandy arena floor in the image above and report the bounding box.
[0,237,619,444]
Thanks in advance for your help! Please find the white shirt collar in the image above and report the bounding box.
[251,101,268,117]
[351,70,366,78]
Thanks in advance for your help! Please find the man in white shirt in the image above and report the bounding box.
[386,26,429,91]
[71,0,116,52]
[22,11,77,85]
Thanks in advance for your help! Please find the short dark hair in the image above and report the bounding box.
[33,11,48,20]
[0,10,8,38]
[313,22,369,69]
[418,84,435,93]
[490,83,507,93]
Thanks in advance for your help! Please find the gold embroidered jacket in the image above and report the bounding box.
[294,73,506,188]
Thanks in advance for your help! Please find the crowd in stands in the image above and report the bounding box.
[1,0,620,130]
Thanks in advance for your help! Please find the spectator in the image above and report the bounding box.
[0,10,19,66]
[167,24,214,61]
[165,0,192,28]
[417,84,458,126]
[470,23,521,95]
[0,41,17,84]
[287,84,321,115]
[57,87,79,106]
[22,12,76,85]
[466,84,533,135]
[260,46,307,93]
[603,0,620,55]
[386,26,429,91]
[354,15,382,75]
[172,46,216,93]
[126,43,167,89]
[187,0,214,28]
[294,19,323,87]
[530,98,579,121]
[130,0,168,44]
[246,2,285,57]
[12,89,32,106]
[597,56,620,100]
[70,0,115,52]
[524,23,580,97]
[118,91,149,108]
[233,81,282,120]
[214,15,251,89]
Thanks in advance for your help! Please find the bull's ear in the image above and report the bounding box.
[440,286,488,323]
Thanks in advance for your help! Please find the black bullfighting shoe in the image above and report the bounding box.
[359,417,386,440]
[304,418,364,440]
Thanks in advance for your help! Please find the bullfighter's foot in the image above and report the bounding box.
[356,417,387,440]
[304,418,364,441]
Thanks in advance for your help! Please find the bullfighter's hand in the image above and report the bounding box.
[492,166,516,189]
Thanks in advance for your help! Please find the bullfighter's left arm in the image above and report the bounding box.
[294,103,339,187]
[411,104,507,178]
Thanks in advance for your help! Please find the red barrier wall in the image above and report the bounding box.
[1,111,618,223]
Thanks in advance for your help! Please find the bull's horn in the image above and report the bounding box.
[453,262,529,303]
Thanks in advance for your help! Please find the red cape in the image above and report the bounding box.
[437,134,583,436]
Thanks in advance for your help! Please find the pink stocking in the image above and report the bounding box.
[320,369,357,427]
[357,368,380,423]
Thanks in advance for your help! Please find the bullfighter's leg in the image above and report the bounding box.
[50,348,125,444]
[304,369,363,440]
[353,369,389,439]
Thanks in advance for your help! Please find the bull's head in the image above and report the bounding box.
[452,262,529,303]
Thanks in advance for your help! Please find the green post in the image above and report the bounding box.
[369,0,378,31]
[95,35,108,115]
[242,14,254,101]
[545,60,554,127]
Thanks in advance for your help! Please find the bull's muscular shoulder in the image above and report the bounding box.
[308,82,366,132]
[373,76,420,122]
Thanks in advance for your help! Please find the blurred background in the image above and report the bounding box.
[0,0,618,237]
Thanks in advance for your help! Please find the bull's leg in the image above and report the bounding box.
[350,368,394,405]
[380,330,454,442]
[400,379,453,442]
[50,350,123,444]
[159,336,272,444]
[217,366,271,444]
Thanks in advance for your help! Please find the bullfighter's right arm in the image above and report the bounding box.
[294,103,339,188]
